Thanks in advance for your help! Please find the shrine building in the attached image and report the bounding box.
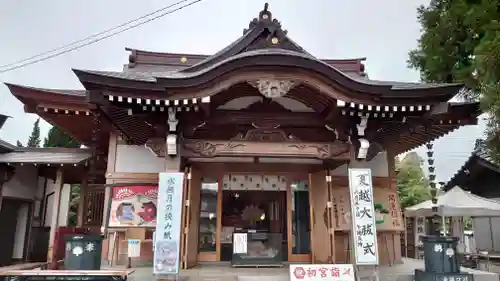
[4,4,480,268]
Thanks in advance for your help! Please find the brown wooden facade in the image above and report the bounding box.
[5,4,480,267]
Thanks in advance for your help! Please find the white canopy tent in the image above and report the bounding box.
[405,186,500,217]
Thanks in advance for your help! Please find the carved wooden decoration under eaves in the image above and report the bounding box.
[181,139,350,160]
[145,138,166,157]
[231,129,298,142]
[247,79,297,98]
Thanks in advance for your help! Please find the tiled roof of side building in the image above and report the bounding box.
[0,147,92,164]
[0,139,16,152]
[443,139,499,191]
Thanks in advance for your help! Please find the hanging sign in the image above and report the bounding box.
[127,239,141,258]
[415,216,426,247]
[348,168,379,265]
[153,172,184,275]
[290,264,355,281]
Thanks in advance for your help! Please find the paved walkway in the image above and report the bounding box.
[123,259,499,281]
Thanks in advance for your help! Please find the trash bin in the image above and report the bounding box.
[421,235,460,274]
[64,234,103,270]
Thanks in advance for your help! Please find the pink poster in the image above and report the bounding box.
[109,185,158,227]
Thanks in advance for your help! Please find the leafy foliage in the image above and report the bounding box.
[27,118,41,147]
[67,185,80,226]
[397,152,431,209]
[43,126,80,148]
[407,0,500,160]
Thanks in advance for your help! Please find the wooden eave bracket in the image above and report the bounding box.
[425,102,449,116]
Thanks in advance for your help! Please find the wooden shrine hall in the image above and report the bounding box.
[4,4,481,268]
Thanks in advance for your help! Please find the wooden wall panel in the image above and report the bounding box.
[184,167,202,268]
[308,170,331,263]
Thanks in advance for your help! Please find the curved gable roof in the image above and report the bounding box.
[181,4,310,73]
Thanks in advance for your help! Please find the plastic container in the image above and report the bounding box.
[64,234,103,270]
[421,235,460,274]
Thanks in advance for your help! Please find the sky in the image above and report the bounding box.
[0,0,486,182]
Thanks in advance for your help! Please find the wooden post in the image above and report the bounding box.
[0,164,8,212]
[0,181,4,212]
[76,174,87,227]
[47,168,64,268]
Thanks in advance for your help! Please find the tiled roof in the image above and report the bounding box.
[472,139,492,162]
[0,148,92,164]
[0,138,15,152]
[75,48,459,91]
[443,139,498,191]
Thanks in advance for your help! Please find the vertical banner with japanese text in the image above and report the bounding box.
[348,168,379,265]
[153,172,184,275]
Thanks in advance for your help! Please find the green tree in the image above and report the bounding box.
[26,118,41,147]
[407,0,500,160]
[16,140,23,147]
[67,185,81,226]
[397,152,431,209]
[43,126,80,148]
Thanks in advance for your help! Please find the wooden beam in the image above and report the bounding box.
[76,173,88,227]
[183,110,326,127]
[180,138,351,160]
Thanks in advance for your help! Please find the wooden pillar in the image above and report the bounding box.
[77,174,88,227]
[0,163,10,212]
[0,179,4,212]
[308,169,332,263]
[47,168,64,267]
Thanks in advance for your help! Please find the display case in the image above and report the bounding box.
[231,230,283,267]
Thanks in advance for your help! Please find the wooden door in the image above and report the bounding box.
[308,170,335,263]
[180,166,202,269]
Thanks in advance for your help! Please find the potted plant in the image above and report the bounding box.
[374,203,389,224]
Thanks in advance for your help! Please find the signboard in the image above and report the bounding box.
[233,233,247,254]
[153,172,184,276]
[290,264,355,281]
[330,185,403,231]
[415,216,426,247]
[109,185,158,227]
[127,239,141,258]
[348,168,379,265]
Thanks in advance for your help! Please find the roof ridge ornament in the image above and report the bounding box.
[244,3,284,34]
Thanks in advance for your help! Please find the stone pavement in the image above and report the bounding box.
[122,259,499,281]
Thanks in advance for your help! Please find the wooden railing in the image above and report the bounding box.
[83,186,105,227]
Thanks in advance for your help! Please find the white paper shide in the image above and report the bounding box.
[348,168,379,265]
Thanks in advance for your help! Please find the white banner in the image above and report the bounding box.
[153,172,185,275]
[290,264,355,281]
[348,168,379,265]
[127,239,141,258]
